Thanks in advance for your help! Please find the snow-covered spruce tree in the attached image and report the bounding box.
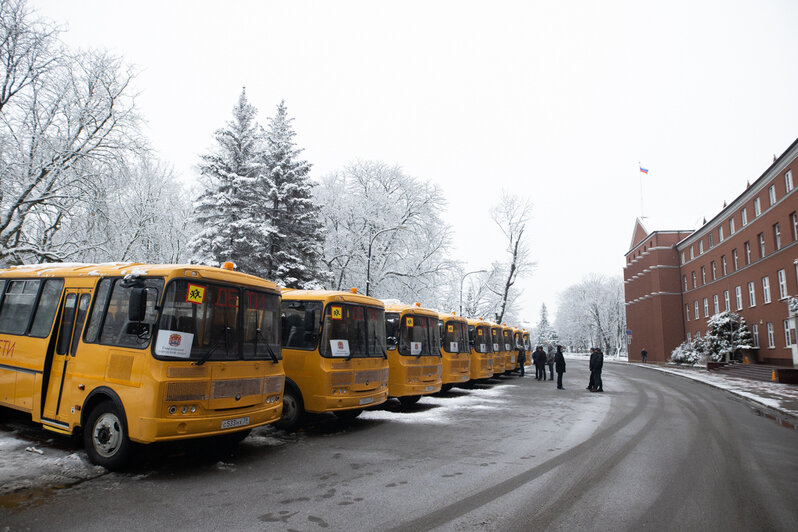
[191,88,269,274]
[702,310,754,362]
[670,337,706,365]
[534,303,560,352]
[260,101,327,289]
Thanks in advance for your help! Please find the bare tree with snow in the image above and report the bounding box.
[555,274,626,354]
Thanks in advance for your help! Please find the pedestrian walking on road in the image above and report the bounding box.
[517,345,526,377]
[590,347,604,392]
[546,348,555,381]
[641,348,648,363]
[555,346,566,389]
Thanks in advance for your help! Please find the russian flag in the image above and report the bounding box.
[639,165,649,174]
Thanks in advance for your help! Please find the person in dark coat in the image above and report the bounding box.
[554,346,566,389]
[641,348,648,363]
[517,345,526,376]
[589,347,604,392]
[533,346,546,380]
[586,348,596,390]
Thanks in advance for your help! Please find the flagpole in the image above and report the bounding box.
[639,161,644,218]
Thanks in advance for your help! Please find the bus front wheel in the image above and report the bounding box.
[398,395,421,408]
[276,387,303,430]
[84,400,133,470]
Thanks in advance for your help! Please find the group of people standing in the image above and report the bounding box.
[517,344,604,393]
[526,345,566,389]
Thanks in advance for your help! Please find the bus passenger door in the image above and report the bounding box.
[42,291,91,426]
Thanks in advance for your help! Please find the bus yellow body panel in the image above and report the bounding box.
[490,325,506,376]
[503,326,517,371]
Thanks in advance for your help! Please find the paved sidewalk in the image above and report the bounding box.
[617,360,798,429]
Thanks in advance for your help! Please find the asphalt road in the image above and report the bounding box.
[2,360,797,531]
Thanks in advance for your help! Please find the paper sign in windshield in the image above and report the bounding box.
[410,341,422,355]
[450,341,458,352]
[330,339,350,357]
[493,343,500,351]
[155,330,193,358]
[480,343,486,352]
[505,343,511,351]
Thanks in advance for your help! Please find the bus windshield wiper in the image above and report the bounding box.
[254,327,279,363]
[194,326,231,366]
[264,341,279,364]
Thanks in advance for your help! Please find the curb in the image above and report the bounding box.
[627,362,798,430]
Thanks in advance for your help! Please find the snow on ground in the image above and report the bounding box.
[622,362,798,420]
[0,429,105,497]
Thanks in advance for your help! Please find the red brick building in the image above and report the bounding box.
[624,138,798,367]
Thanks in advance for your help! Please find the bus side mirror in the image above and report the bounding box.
[129,288,147,322]
[386,336,398,349]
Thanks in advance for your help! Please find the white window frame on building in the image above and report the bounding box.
[767,322,775,348]
[769,185,776,206]
[699,240,704,254]
[719,226,724,241]
[748,281,756,307]
[762,276,771,304]
[733,249,739,270]
[694,300,699,319]
[703,298,709,318]
[791,212,797,241]
[786,170,794,193]
[713,294,719,314]
[742,208,748,226]
[752,324,760,348]
[754,197,761,217]
[785,319,793,347]
[711,261,717,280]
[701,266,706,284]
[722,255,727,276]
[774,223,781,250]
[777,269,787,299]
[685,304,690,321]
[745,242,751,264]
[724,290,730,311]
[684,275,688,291]
[692,271,697,289]
[690,246,695,260]
[735,286,743,310]
[758,233,766,258]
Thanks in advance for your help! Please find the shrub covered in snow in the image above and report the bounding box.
[670,339,705,365]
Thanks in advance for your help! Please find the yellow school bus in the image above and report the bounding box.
[0,263,284,469]
[437,312,471,391]
[278,289,389,428]
[502,324,517,372]
[522,330,532,367]
[512,327,524,371]
[490,323,506,377]
[384,303,442,407]
[467,318,494,380]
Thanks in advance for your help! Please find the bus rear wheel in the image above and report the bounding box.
[276,387,304,431]
[398,395,421,408]
[84,400,133,470]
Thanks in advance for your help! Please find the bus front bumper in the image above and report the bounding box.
[137,402,282,442]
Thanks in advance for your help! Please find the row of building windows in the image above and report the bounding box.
[683,212,798,291]
[687,320,793,349]
[685,267,795,323]
[681,170,794,264]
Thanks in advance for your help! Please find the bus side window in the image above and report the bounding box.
[57,294,78,355]
[84,279,112,343]
[29,279,65,338]
[70,294,91,356]
[0,280,41,335]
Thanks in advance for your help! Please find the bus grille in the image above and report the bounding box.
[166,382,209,401]
[330,372,354,386]
[263,376,284,394]
[212,378,263,399]
[422,365,441,377]
[354,370,380,384]
[407,366,422,377]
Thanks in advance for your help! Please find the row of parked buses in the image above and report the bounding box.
[0,263,531,469]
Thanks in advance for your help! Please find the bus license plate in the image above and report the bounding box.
[221,416,249,429]
[425,386,434,392]
[359,397,374,405]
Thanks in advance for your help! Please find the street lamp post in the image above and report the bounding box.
[459,269,487,316]
[366,225,405,297]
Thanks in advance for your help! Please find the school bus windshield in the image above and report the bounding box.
[442,320,470,353]
[155,279,280,362]
[319,303,386,358]
[469,325,492,353]
[393,314,440,356]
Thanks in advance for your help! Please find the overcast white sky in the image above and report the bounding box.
[30,0,798,326]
